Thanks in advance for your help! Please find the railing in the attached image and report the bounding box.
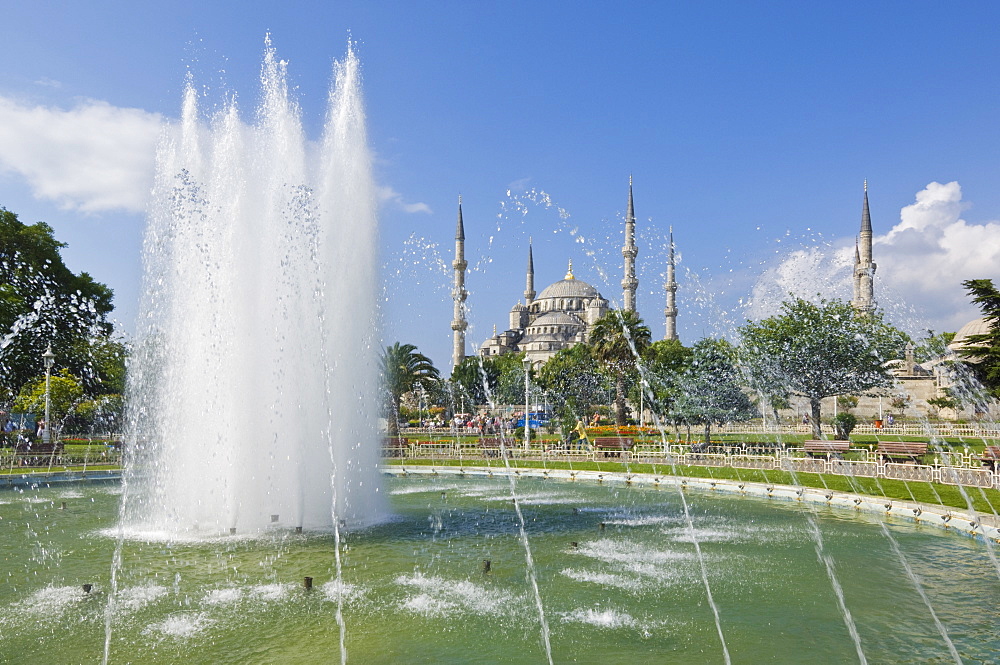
[386,439,999,489]
[1,449,122,472]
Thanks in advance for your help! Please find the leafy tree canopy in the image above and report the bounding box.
[13,369,85,436]
[449,353,528,409]
[675,338,755,444]
[638,338,693,420]
[380,342,440,435]
[739,297,905,438]
[0,208,116,397]
[956,279,1000,400]
[913,330,956,363]
[588,310,651,426]
[536,344,609,426]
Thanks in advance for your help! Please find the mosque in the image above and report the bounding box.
[448,179,677,369]
[447,180,989,421]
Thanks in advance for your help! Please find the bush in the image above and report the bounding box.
[833,412,857,440]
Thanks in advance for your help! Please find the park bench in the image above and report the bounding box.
[803,440,851,458]
[978,445,1000,471]
[592,437,634,458]
[479,437,503,458]
[876,441,928,463]
[381,437,406,458]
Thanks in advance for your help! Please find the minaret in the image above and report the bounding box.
[451,197,469,369]
[524,239,536,306]
[622,176,638,312]
[851,181,876,315]
[664,226,678,341]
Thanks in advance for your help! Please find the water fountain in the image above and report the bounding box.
[121,36,384,537]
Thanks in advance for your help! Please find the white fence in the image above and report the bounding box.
[386,440,998,490]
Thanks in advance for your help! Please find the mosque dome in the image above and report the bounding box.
[536,278,601,301]
[527,310,583,331]
[949,317,990,360]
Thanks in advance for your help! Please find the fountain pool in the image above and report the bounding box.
[2,473,998,663]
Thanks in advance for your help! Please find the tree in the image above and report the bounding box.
[13,370,85,438]
[0,208,116,398]
[536,344,609,429]
[450,353,531,411]
[674,338,755,447]
[449,356,499,410]
[913,330,955,363]
[956,279,1000,400]
[639,338,693,426]
[739,297,906,439]
[588,310,652,426]
[380,343,440,436]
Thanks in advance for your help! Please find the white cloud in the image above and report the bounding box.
[747,181,997,334]
[377,185,431,214]
[875,181,1000,332]
[0,96,162,213]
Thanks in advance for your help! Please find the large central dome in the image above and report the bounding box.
[536,276,601,300]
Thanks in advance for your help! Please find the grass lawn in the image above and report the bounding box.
[386,458,1000,514]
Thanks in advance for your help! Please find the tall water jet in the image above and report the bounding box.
[122,37,384,537]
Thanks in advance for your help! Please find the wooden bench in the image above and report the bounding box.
[803,440,850,457]
[592,437,634,458]
[479,437,503,458]
[877,441,928,463]
[381,437,406,458]
[978,445,1000,471]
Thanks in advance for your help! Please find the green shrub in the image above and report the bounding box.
[833,412,857,440]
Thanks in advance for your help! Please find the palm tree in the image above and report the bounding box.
[588,310,651,426]
[380,343,440,436]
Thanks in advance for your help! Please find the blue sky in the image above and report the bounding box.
[2,1,999,371]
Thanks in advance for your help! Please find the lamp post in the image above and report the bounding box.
[42,345,55,445]
[522,355,531,451]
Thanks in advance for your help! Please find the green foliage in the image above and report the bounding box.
[588,310,651,426]
[449,353,529,409]
[0,208,116,397]
[380,342,440,435]
[832,412,857,440]
[491,353,535,405]
[13,370,85,435]
[836,395,859,413]
[536,345,610,428]
[927,395,959,411]
[639,338,693,421]
[913,330,955,363]
[739,297,905,438]
[957,278,1000,400]
[449,356,498,408]
[675,338,755,445]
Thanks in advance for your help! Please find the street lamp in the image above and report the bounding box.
[42,345,55,445]
[522,355,531,451]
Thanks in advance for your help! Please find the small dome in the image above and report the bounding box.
[949,318,990,358]
[536,278,601,301]
[530,311,581,327]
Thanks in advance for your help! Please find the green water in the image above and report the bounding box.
[1,476,998,664]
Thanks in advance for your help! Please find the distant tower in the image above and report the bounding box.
[524,239,536,307]
[622,176,638,312]
[451,197,469,369]
[851,181,876,315]
[664,226,679,341]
